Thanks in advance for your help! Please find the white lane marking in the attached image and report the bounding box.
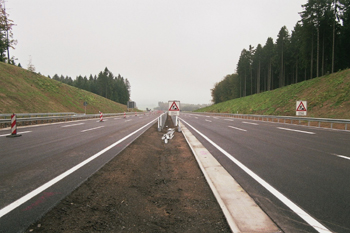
[205,119,212,122]
[0,118,157,219]
[277,127,315,135]
[243,121,258,125]
[228,126,247,132]
[333,154,350,160]
[213,117,219,119]
[195,117,198,119]
[61,123,85,128]
[81,126,105,132]
[205,116,211,118]
[125,119,132,122]
[114,117,121,120]
[0,131,32,137]
[181,119,331,233]
[224,119,234,122]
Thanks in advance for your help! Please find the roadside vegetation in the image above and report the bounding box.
[0,62,128,114]
[211,0,350,105]
[198,69,350,119]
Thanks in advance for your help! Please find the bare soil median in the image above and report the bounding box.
[25,116,231,232]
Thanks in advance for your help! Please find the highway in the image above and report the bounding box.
[0,113,158,233]
[180,113,350,233]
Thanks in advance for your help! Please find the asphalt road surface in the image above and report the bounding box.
[0,113,158,233]
[180,113,350,233]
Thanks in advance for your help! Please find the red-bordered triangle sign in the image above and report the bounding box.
[169,102,179,111]
[296,101,307,111]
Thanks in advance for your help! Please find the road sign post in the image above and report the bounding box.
[296,101,307,116]
[168,100,180,116]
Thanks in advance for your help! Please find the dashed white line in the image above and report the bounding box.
[277,127,315,135]
[61,123,85,128]
[228,126,247,132]
[205,119,212,122]
[81,126,104,132]
[243,121,258,125]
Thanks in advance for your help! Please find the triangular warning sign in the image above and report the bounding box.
[169,102,179,111]
[296,102,306,111]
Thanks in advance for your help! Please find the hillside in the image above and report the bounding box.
[197,69,350,119]
[0,62,128,114]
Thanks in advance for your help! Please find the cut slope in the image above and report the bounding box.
[0,62,127,114]
[198,69,350,119]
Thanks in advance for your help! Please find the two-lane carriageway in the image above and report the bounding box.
[180,113,350,232]
[0,113,159,233]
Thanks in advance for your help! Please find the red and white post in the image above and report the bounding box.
[99,111,103,122]
[7,113,22,137]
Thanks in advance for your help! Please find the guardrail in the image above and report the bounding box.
[0,112,140,128]
[191,112,350,131]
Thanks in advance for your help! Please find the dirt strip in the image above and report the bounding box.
[25,116,231,233]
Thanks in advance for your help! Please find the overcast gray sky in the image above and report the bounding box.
[7,0,306,110]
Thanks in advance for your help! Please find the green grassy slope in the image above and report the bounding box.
[197,69,350,119]
[0,62,127,114]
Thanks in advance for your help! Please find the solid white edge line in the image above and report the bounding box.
[181,119,331,233]
[0,118,156,219]
[277,127,315,135]
[81,126,105,132]
[228,126,247,132]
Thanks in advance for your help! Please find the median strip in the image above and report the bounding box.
[181,119,280,232]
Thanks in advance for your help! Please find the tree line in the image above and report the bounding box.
[0,0,16,64]
[212,0,350,104]
[50,67,131,105]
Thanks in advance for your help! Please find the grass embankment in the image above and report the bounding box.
[197,69,350,119]
[0,62,128,114]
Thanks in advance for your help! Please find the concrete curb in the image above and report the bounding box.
[181,122,281,233]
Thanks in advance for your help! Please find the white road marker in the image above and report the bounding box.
[243,121,258,125]
[61,123,85,127]
[205,119,212,122]
[277,127,315,135]
[181,119,331,233]
[333,154,350,160]
[228,126,247,132]
[0,118,156,219]
[81,126,105,132]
